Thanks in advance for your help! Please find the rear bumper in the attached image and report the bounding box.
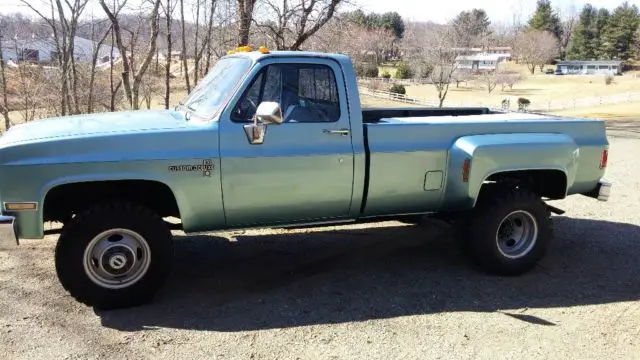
[582,179,612,202]
[0,214,18,249]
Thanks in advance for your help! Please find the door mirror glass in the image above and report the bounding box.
[255,101,283,125]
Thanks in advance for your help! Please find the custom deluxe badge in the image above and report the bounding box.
[168,159,214,177]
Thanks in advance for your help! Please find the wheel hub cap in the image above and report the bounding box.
[495,210,539,259]
[83,229,151,289]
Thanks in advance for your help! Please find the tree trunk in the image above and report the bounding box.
[237,0,256,46]
[180,0,191,93]
[0,29,11,130]
[193,0,200,84]
[109,29,116,111]
[164,0,173,109]
[99,0,135,107]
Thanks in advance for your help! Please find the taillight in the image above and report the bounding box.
[462,159,471,182]
[600,149,608,169]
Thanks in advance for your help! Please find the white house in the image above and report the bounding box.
[455,53,505,71]
[554,60,623,75]
[0,36,120,66]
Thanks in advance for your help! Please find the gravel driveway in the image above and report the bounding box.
[1,126,639,360]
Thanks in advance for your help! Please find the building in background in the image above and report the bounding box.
[554,60,623,75]
[455,53,506,71]
[0,36,120,66]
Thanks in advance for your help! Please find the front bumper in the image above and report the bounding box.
[0,215,18,249]
[582,179,612,202]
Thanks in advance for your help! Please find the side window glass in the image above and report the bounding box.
[262,66,282,103]
[231,72,263,122]
[230,63,341,123]
[283,65,340,123]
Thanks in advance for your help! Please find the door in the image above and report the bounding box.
[219,58,355,227]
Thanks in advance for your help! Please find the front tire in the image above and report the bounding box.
[461,186,552,276]
[55,202,174,310]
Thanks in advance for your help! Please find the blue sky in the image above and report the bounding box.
[1,0,635,24]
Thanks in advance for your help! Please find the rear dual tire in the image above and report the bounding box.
[456,186,552,276]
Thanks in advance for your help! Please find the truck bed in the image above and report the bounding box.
[359,110,608,216]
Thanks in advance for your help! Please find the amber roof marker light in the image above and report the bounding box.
[227,45,270,55]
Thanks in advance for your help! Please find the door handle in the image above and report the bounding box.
[323,128,350,136]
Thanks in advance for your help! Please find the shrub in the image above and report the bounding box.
[355,63,379,78]
[381,71,391,79]
[389,84,406,95]
[604,73,614,85]
[395,62,412,79]
[517,97,531,111]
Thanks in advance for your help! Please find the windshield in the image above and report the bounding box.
[181,56,252,120]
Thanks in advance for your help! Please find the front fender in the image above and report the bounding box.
[443,133,579,210]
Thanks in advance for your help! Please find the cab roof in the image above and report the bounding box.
[223,49,352,66]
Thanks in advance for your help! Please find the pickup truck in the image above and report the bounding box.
[0,47,611,309]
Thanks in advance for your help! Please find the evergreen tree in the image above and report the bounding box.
[600,1,640,60]
[594,8,611,59]
[380,12,405,39]
[344,10,405,39]
[528,0,563,41]
[452,8,492,47]
[568,4,598,59]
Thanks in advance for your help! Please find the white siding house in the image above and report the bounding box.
[455,53,505,71]
[0,36,120,66]
[554,60,623,75]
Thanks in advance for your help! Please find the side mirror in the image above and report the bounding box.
[242,102,283,145]
[255,101,283,124]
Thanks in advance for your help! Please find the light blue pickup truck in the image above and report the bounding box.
[0,48,611,309]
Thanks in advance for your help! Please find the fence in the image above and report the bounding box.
[360,86,640,113]
[531,92,640,112]
[359,87,441,107]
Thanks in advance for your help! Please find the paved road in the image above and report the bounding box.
[1,127,639,360]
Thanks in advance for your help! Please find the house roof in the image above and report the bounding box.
[557,60,623,66]
[455,54,504,61]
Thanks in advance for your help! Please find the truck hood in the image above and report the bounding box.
[0,109,188,147]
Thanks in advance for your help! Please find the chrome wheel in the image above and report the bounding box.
[496,210,538,259]
[83,228,151,289]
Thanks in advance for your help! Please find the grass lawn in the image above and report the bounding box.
[552,102,639,121]
[403,63,640,109]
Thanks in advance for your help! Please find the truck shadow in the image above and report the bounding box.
[96,216,640,332]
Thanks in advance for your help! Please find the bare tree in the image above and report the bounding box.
[0,24,11,130]
[19,0,90,115]
[557,3,577,55]
[403,23,463,107]
[478,71,498,93]
[99,0,162,109]
[496,70,522,91]
[87,16,112,113]
[257,0,344,50]
[513,29,559,74]
[179,0,191,92]
[452,69,475,88]
[194,0,218,83]
[162,0,177,108]
[237,0,257,46]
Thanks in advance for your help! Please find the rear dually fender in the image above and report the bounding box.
[443,133,580,210]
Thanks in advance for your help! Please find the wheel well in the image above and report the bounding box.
[43,180,181,222]
[485,169,567,199]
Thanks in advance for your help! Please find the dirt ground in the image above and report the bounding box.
[1,122,639,359]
